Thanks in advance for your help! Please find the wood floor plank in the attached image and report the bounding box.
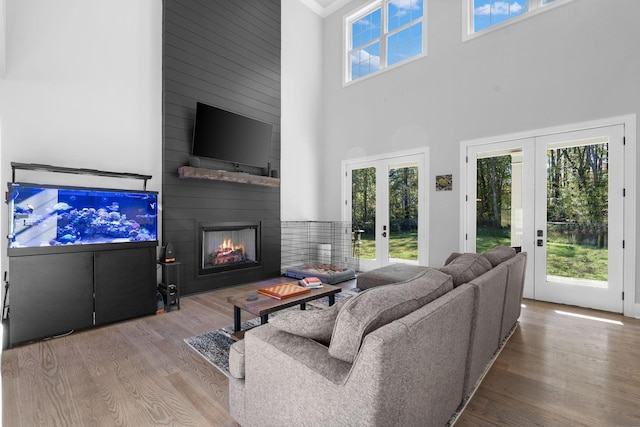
[456,299,640,427]
[3,281,640,427]
[42,337,114,426]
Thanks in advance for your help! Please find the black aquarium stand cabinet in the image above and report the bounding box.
[8,244,156,347]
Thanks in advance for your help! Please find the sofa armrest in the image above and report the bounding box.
[229,339,245,379]
[245,324,353,384]
[239,325,358,426]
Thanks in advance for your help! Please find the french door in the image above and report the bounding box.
[533,126,624,312]
[466,139,535,298]
[344,151,428,271]
[465,125,625,313]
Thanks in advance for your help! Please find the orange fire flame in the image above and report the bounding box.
[218,239,245,255]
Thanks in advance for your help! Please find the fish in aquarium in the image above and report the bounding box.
[8,184,158,248]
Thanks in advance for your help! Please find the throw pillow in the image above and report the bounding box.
[269,298,348,345]
[437,253,492,287]
[482,245,516,267]
[329,268,453,364]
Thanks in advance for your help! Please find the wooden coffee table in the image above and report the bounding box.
[227,282,342,335]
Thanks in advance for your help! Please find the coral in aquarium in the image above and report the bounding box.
[50,205,154,245]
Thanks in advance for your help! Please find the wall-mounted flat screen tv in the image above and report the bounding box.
[7,182,158,252]
[191,101,273,168]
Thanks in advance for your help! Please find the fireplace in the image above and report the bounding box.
[199,222,261,275]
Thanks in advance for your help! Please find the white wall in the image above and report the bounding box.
[281,0,325,220]
[0,0,162,275]
[319,0,640,273]
[0,0,6,78]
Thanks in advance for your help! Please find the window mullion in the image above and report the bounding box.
[381,0,388,69]
[348,38,379,57]
[387,18,422,37]
[467,0,475,36]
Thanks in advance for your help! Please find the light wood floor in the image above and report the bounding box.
[3,277,640,426]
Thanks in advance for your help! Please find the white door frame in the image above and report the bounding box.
[460,115,637,318]
[342,148,429,271]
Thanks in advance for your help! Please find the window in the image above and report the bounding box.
[465,0,570,38]
[347,0,424,83]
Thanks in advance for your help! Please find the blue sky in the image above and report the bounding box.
[351,0,423,80]
[474,1,528,32]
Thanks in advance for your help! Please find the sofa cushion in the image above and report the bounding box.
[329,268,453,363]
[269,299,348,345]
[482,245,516,267]
[437,253,492,287]
[356,264,429,290]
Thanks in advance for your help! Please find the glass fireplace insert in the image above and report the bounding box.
[200,222,260,275]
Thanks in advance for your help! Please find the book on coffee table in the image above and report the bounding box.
[258,283,311,300]
[299,276,323,288]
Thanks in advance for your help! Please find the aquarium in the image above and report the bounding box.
[7,182,158,250]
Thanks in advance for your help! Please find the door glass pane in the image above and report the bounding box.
[546,139,609,285]
[352,167,376,260]
[476,153,522,252]
[388,164,418,262]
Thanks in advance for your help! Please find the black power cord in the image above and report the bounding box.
[3,271,9,320]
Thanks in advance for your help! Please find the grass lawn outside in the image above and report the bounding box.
[545,241,608,282]
[357,232,418,261]
[476,227,608,281]
[356,227,607,282]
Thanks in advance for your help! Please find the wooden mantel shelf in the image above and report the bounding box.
[177,166,280,188]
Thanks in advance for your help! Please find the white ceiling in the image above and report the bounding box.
[298,0,353,18]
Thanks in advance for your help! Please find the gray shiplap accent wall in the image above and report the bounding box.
[163,0,281,295]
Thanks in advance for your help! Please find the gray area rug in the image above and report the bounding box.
[184,288,360,378]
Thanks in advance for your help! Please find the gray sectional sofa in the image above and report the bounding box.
[228,245,527,427]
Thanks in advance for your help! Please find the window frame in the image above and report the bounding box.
[462,0,574,41]
[345,0,426,85]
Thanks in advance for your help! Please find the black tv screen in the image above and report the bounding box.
[191,102,272,168]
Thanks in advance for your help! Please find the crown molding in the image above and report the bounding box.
[298,0,353,18]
